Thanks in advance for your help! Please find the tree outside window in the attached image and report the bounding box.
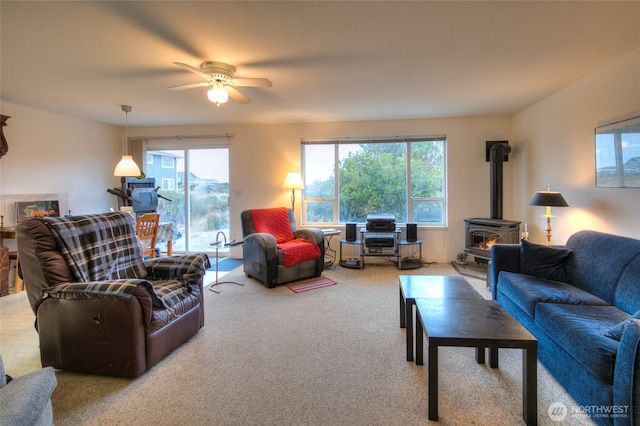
[302,137,446,226]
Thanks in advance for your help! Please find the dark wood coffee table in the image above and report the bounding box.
[399,275,483,362]
[415,298,538,425]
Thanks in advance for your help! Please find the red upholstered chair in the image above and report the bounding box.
[241,207,325,288]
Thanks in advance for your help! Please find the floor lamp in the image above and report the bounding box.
[283,172,304,212]
[529,185,569,245]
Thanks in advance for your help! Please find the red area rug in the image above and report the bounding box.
[286,276,337,293]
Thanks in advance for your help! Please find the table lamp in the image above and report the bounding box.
[529,185,569,244]
[283,172,304,212]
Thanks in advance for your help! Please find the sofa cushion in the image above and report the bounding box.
[497,271,609,318]
[277,238,321,267]
[520,239,572,282]
[604,310,640,341]
[535,303,627,384]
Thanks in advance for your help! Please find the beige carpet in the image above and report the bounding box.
[0,261,594,425]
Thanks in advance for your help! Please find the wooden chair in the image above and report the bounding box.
[135,213,160,258]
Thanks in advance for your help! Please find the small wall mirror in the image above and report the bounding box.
[595,115,640,188]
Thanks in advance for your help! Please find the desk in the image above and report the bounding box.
[0,227,16,245]
[0,228,18,296]
[0,246,8,296]
[156,222,182,256]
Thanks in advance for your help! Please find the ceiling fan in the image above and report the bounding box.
[166,62,272,106]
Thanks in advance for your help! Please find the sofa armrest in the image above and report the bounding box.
[242,233,278,286]
[144,253,210,282]
[295,228,325,253]
[42,280,157,325]
[0,362,57,426]
[613,319,640,425]
[295,227,325,276]
[489,244,521,299]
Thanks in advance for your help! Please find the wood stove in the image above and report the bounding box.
[463,141,520,263]
[464,218,520,262]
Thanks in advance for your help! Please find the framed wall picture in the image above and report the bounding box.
[15,200,60,223]
[595,115,640,188]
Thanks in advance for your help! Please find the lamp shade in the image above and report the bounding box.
[529,190,568,207]
[283,172,304,190]
[114,155,141,177]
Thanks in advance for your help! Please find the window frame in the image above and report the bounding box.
[301,135,447,227]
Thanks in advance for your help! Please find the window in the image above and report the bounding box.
[161,156,174,168]
[161,178,174,191]
[302,136,446,226]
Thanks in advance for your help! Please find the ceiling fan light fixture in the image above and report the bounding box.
[207,86,229,106]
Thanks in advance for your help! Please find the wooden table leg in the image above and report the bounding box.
[406,301,415,362]
[415,309,424,366]
[399,287,406,328]
[523,345,538,425]
[489,347,499,368]
[428,342,439,421]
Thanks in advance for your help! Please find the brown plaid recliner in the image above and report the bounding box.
[17,212,209,378]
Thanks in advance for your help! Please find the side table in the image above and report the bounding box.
[398,239,423,269]
[339,238,363,269]
[322,228,341,267]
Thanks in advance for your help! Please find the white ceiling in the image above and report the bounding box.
[1,1,639,127]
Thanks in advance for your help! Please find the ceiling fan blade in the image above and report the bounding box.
[166,82,211,91]
[230,78,272,88]
[172,62,211,80]
[224,86,251,104]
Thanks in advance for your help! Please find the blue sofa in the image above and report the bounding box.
[489,230,640,426]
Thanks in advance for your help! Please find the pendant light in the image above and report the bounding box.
[113,105,141,177]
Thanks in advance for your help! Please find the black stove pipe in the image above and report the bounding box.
[489,142,511,219]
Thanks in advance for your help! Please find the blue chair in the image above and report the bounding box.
[0,354,57,426]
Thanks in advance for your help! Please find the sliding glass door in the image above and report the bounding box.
[146,147,230,253]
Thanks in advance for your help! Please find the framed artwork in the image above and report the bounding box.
[595,115,640,188]
[15,200,60,223]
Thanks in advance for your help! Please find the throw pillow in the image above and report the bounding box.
[520,239,573,282]
[604,310,640,341]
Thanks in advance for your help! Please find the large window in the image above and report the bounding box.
[302,136,447,226]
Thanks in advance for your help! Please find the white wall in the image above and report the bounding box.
[0,101,123,229]
[129,116,512,262]
[513,48,640,244]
